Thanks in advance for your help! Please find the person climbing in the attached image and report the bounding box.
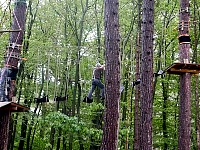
[83,63,105,103]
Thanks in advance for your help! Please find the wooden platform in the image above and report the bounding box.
[0,29,22,33]
[165,63,200,75]
[0,102,29,112]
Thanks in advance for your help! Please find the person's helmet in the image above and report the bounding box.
[96,63,102,67]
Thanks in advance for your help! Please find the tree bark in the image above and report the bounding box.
[0,1,26,149]
[140,0,154,149]
[0,111,11,150]
[195,76,200,149]
[178,0,191,149]
[161,77,168,150]
[18,115,28,150]
[8,0,27,99]
[101,0,120,149]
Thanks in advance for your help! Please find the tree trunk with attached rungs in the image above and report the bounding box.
[0,0,26,149]
[178,0,191,149]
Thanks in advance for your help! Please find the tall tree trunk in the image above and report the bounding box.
[18,114,28,150]
[140,0,154,149]
[0,0,26,121]
[161,76,168,150]
[101,0,120,149]
[195,76,200,149]
[9,71,24,150]
[5,0,26,100]
[178,0,191,149]
[18,75,33,150]
[0,0,26,149]
[0,111,11,150]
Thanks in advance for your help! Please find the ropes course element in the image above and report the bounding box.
[0,24,21,99]
[35,96,49,103]
[35,50,50,103]
[0,0,21,35]
[0,29,21,33]
[35,49,39,99]
[46,50,50,98]
[0,0,11,26]
[54,96,67,102]
[0,0,8,8]
[0,0,26,102]
[53,50,67,102]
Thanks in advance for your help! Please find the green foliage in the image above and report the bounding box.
[1,0,199,149]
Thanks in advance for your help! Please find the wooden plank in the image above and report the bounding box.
[168,68,200,74]
[0,29,22,33]
[0,107,17,111]
[0,102,29,112]
[0,102,11,108]
[165,63,200,75]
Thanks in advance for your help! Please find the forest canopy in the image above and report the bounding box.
[0,0,199,149]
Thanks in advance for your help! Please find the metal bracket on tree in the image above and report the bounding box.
[179,7,189,13]
[178,20,190,31]
[178,34,191,44]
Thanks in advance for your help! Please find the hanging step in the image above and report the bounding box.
[165,62,200,75]
[0,102,29,112]
[54,96,67,102]
[35,96,49,103]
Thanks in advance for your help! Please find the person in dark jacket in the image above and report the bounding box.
[83,63,105,103]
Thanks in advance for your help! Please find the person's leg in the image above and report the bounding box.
[101,88,105,99]
[87,79,96,99]
[96,80,105,99]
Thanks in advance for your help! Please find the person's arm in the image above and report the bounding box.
[100,64,105,70]
[95,64,105,70]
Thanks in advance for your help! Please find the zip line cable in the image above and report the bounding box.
[46,50,50,102]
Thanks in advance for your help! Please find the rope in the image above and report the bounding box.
[0,0,22,33]
[35,49,39,98]
[57,51,61,95]
[0,36,21,80]
[53,50,59,99]
[0,0,11,27]
[46,50,50,98]
[13,10,22,31]
[3,4,22,68]
[0,0,7,8]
